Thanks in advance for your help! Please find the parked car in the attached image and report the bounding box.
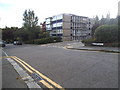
[13,41,22,45]
[0,41,6,47]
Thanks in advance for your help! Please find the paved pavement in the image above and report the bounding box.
[2,51,28,89]
[65,41,120,53]
[3,43,118,88]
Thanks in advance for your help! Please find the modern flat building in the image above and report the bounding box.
[45,13,94,41]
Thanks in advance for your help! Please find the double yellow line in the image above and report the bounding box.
[4,56,64,90]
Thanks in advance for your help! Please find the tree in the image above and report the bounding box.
[23,9,38,28]
[106,13,110,20]
[100,15,106,25]
[39,31,50,39]
[91,15,100,36]
[14,28,29,42]
[22,9,41,43]
[91,14,118,37]
[95,15,99,23]
[118,15,120,41]
[2,27,17,42]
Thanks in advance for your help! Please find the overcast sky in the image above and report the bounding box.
[0,0,119,28]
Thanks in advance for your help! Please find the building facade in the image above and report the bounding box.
[45,14,93,41]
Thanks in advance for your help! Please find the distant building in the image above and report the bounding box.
[45,13,94,41]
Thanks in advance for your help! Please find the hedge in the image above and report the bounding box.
[94,25,118,43]
[34,37,62,44]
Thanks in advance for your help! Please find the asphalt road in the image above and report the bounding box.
[3,42,118,88]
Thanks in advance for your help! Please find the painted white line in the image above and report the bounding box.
[2,50,8,57]
[40,45,46,46]
[2,50,42,89]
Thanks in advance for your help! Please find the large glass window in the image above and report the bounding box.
[56,29,63,34]
[60,29,63,34]
[46,25,50,29]
[83,18,87,23]
[46,18,51,24]
[52,27,56,30]
[52,16,57,21]
[53,23,57,27]
[52,21,56,24]
[57,19,62,23]
[46,25,50,28]
[52,22,62,28]
[57,27,62,29]
[56,22,62,27]
[46,25,51,30]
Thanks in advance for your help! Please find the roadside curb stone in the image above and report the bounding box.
[65,44,120,53]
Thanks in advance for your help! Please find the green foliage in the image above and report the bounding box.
[52,37,62,42]
[23,9,38,28]
[34,37,62,44]
[91,14,117,36]
[34,38,47,44]
[91,23,100,36]
[94,25,118,43]
[2,27,18,42]
[21,9,41,43]
[14,28,29,42]
[38,31,50,38]
[27,27,40,40]
[82,38,95,43]
[34,37,53,44]
[82,38,96,46]
[2,26,41,43]
[104,42,120,47]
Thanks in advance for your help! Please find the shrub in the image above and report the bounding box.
[34,38,48,44]
[94,25,118,43]
[47,37,54,43]
[104,42,120,47]
[82,38,96,46]
[24,40,34,44]
[34,37,62,45]
[82,38,95,43]
[52,37,62,42]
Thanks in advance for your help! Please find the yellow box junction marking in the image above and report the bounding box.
[10,56,64,90]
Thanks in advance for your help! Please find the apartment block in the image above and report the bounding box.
[45,13,94,41]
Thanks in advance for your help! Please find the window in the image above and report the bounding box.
[57,27,62,29]
[56,22,63,27]
[57,19,62,22]
[52,21,56,24]
[53,23,57,27]
[46,25,50,28]
[52,34,56,36]
[52,27,56,30]
[46,25,51,30]
[52,16,57,21]
[83,18,87,21]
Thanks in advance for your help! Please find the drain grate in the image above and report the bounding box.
[31,73,43,82]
